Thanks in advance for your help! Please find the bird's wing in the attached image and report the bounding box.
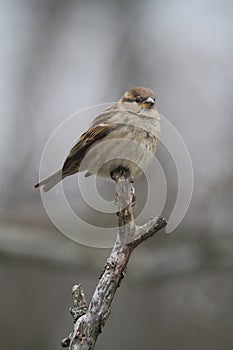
[62,123,116,175]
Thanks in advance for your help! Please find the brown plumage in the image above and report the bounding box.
[34,86,160,192]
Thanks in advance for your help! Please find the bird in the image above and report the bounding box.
[34,86,160,192]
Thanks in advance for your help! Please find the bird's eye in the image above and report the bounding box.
[135,97,143,104]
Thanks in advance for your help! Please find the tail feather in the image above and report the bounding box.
[34,169,63,192]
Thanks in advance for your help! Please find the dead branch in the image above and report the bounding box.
[62,172,167,350]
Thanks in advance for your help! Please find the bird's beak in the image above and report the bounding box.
[141,97,155,109]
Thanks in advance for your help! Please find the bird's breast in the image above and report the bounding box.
[80,118,160,179]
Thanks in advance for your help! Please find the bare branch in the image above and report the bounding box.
[62,173,167,350]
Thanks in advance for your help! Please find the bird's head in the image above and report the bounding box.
[120,86,156,110]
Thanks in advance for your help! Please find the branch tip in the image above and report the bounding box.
[69,283,87,322]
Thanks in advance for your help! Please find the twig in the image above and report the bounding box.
[62,171,167,350]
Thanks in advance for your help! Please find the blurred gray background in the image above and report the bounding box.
[0,0,233,349]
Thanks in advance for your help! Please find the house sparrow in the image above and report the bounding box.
[34,86,160,192]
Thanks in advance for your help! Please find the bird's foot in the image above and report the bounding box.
[110,166,131,181]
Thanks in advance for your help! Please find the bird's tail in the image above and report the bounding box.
[34,169,63,192]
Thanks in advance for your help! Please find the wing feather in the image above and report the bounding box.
[62,123,116,175]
